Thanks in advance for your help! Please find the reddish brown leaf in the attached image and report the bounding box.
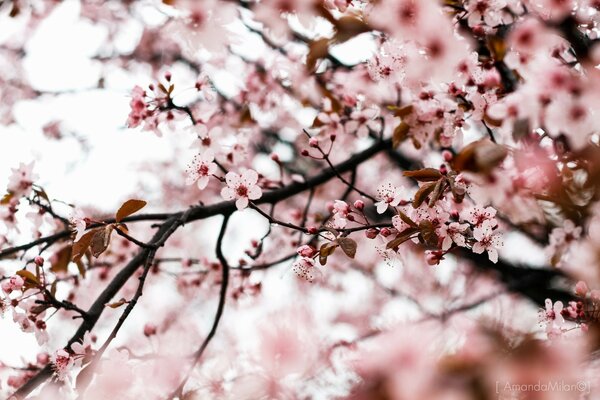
[419,220,439,247]
[453,140,508,174]
[72,230,96,263]
[319,242,337,266]
[16,269,40,287]
[403,168,442,182]
[105,298,128,308]
[392,122,410,149]
[51,245,73,274]
[90,226,114,258]
[307,38,330,72]
[428,179,446,207]
[386,228,419,250]
[333,16,371,43]
[115,199,147,223]
[412,181,437,208]
[337,237,357,259]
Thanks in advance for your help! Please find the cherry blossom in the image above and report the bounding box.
[3,1,600,399]
[7,162,38,198]
[69,209,88,242]
[438,222,469,251]
[186,150,218,190]
[220,169,262,210]
[1,275,24,294]
[51,349,73,381]
[472,219,503,263]
[374,182,405,214]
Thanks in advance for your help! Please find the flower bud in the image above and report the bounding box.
[309,137,319,148]
[297,245,317,258]
[365,228,378,239]
[353,200,365,210]
[34,256,44,267]
[144,323,157,337]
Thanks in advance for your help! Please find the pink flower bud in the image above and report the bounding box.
[365,228,378,239]
[144,323,157,337]
[34,256,44,267]
[301,149,310,157]
[164,71,172,81]
[575,280,589,297]
[309,137,319,148]
[426,252,440,266]
[380,228,391,237]
[36,353,49,365]
[297,245,317,258]
[307,226,318,234]
[353,200,365,210]
[439,164,448,175]
[270,153,280,162]
[442,150,453,162]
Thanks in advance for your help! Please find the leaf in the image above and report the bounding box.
[453,140,508,174]
[90,226,114,258]
[72,230,96,263]
[392,122,410,149]
[0,192,14,205]
[386,228,419,250]
[33,188,50,203]
[307,38,330,72]
[487,35,507,61]
[16,270,40,287]
[337,237,357,259]
[390,104,414,118]
[403,168,442,182]
[428,179,446,207]
[76,260,86,279]
[51,246,73,274]
[332,16,371,43]
[50,280,58,297]
[105,298,128,308]
[412,181,437,208]
[397,210,418,228]
[419,220,439,247]
[512,118,530,141]
[319,242,338,266]
[115,199,147,223]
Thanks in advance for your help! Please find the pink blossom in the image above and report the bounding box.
[575,281,589,297]
[439,222,469,251]
[127,85,148,129]
[345,107,381,138]
[292,258,321,282]
[472,219,503,263]
[221,169,262,210]
[186,150,218,190]
[374,182,405,214]
[51,349,72,381]
[1,275,24,294]
[296,245,316,258]
[461,205,497,227]
[7,162,38,198]
[69,209,88,243]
